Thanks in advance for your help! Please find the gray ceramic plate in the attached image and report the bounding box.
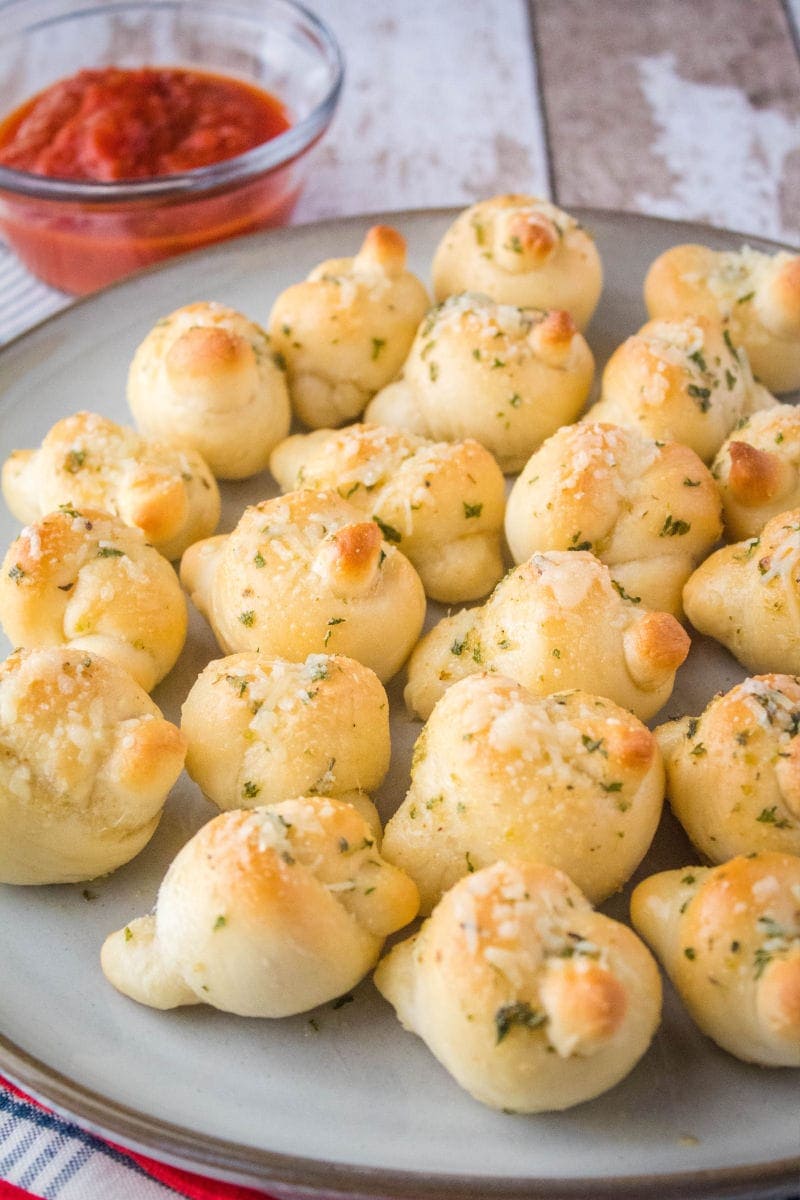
[0,210,799,1200]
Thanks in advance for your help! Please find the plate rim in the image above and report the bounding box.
[4,1032,800,1200]
[1,205,799,1200]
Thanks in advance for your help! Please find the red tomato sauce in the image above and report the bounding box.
[0,67,302,293]
[0,67,291,181]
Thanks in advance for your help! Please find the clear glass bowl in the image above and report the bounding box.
[0,0,343,293]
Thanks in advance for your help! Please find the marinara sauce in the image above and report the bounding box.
[0,67,299,293]
[0,67,290,181]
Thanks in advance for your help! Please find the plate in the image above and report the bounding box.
[0,209,799,1200]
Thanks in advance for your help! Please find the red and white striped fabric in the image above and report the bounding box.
[0,1077,272,1200]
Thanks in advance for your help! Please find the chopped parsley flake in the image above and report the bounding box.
[687,384,711,412]
[660,514,691,537]
[374,516,402,544]
[463,501,483,519]
[753,947,773,979]
[723,328,738,356]
[611,580,641,604]
[324,616,345,646]
[494,1001,546,1043]
[225,674,249,697]
[756,806,791,828]
[568,531,593,551]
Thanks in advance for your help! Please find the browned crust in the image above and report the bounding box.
[535,309,577,347]
[165,325,250,382]
[632,611,691,674]
[540,961,628,1047]
[505,211,558,263]
[314,521,384,593]
[357,225,407,274]
[727,441,786,505]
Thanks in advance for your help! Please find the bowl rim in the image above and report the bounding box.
[0,0,344,204]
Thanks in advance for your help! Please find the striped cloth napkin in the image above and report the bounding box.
[0,248,67,345]
[0,1077,275,1200]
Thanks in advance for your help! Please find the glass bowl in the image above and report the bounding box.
[0,0,343,294]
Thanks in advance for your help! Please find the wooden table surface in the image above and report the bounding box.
[301,0,800,245]
[1,0,798,344]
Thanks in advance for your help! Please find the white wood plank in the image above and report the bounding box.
[292,0,550,224]
[631,49,800,243]
[535,0,800,247]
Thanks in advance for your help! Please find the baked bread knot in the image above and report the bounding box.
[382,674,663,913]
[374,859,661,1112]
[590,316,776,463]
[269,422,506,602]
[631,852,800,1066]
[430,195,603,330]
[267,225,429,428]
[404,550,690,722]
[181,651,389,823]
[656,675,800,862]
[101,797,420,1015]
[711,405,800,540]
[365,294,594,473]
[126,301,290,480]
[505,421,722,616]
[683,508,800,675]
[0,647,186,884]
[1,411,220,560]
[0,507,187,692]
[180,489,426,683]
[644,243,800,394]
